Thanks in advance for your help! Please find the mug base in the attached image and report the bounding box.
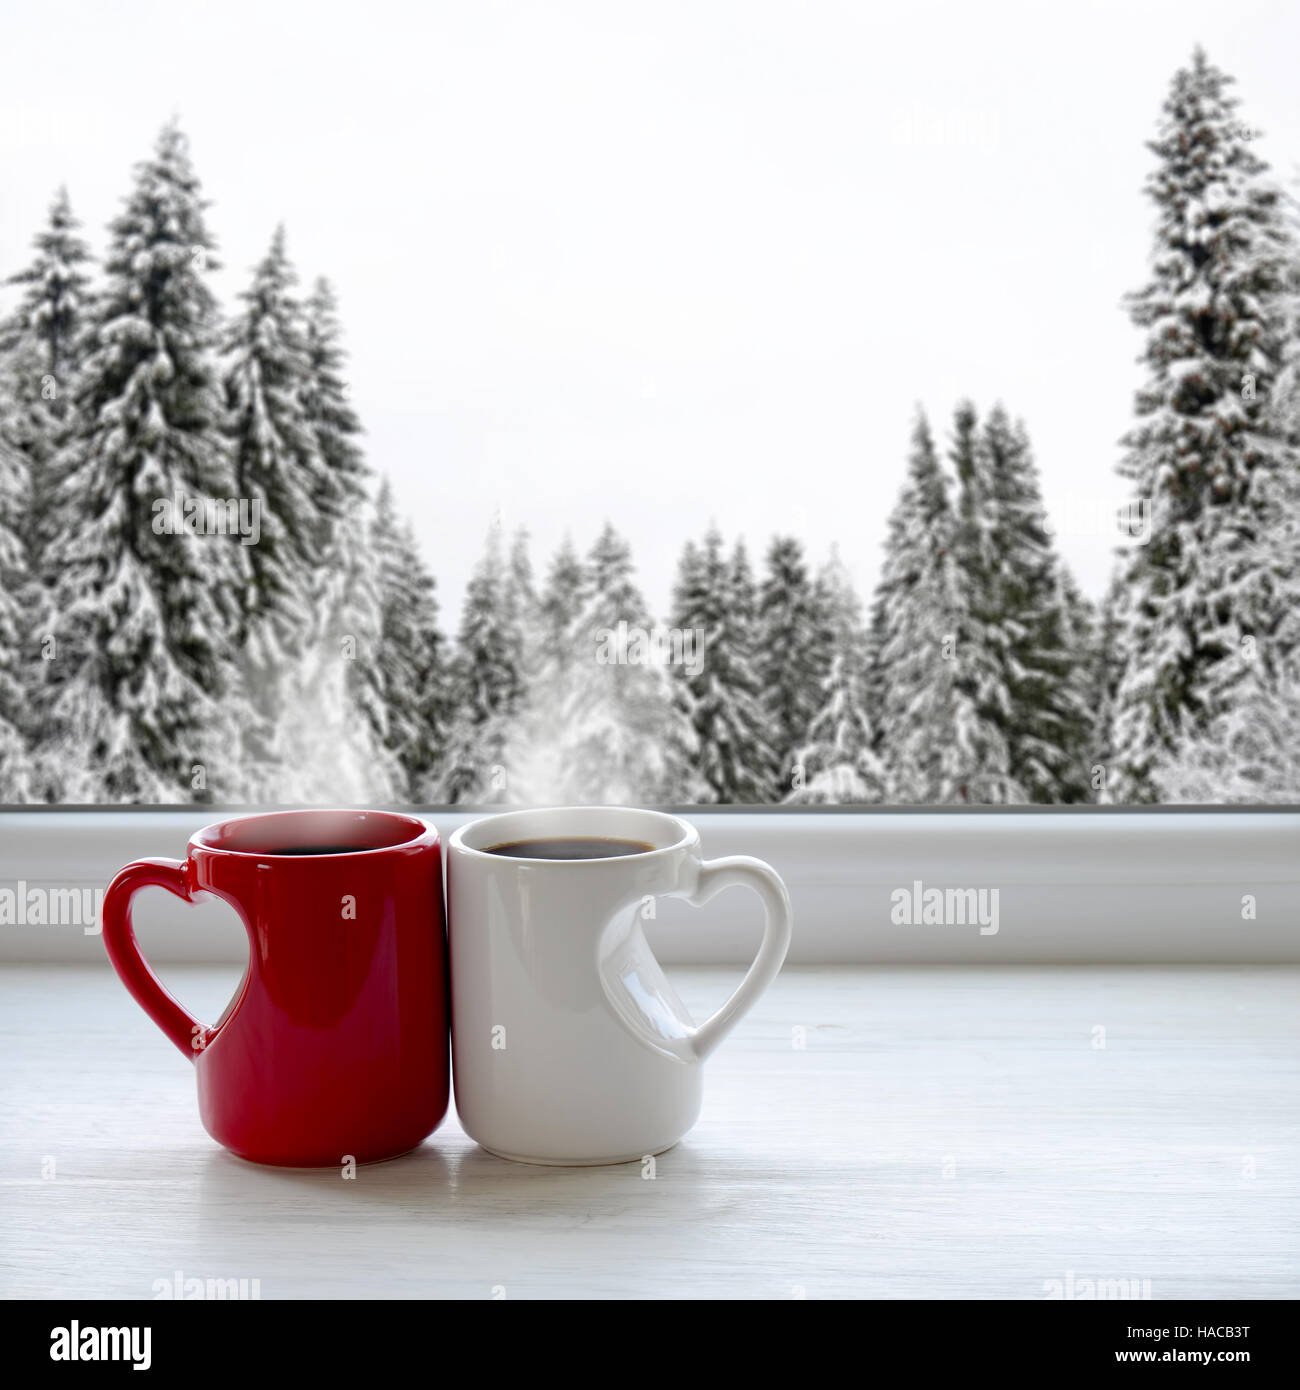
[479,1140,680,1168]
[222,1141,426,1169]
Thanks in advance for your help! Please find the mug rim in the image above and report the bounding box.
[189,808,437,859]
[449,805,697,864]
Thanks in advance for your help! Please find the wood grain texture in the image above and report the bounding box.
[1,963,1297,1300]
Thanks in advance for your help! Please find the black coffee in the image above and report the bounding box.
[485,837,654,860]
[264,844,368,856]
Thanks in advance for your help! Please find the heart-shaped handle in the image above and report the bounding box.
[102,857,209,1060]
[686,855,793,1061]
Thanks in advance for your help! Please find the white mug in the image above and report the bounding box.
[446,806,793,1165]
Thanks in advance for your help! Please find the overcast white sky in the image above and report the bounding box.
[3,0,1298,627]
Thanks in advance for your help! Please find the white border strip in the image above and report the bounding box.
[1,809,1297,964]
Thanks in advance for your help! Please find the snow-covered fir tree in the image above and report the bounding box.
[42,122,241,802]
[871,410,967,802]
[1085,574,1124,799]
[438,523,525,803]
[670,528,773,803]
[0,190,93,801]
[787,551,884,804]
[1160,203,1300,803]
[948,401,1021,802]
[979,407,1093,802]
[262,483,390,803]
[1158,423,1300,805]
[301,277,370,565]
[1275,190,1300,447]
[1109,48,1297,802]
[262,275,393,803]
[1160,471,1300,803]
[538,534,586,653]
[0,431,32,798]
[757,535,829,799]
[1056,565,1105,801]
[501,534,587,803]
[221,225,325,797]
[0,186,93,576]
[496,526,549,791]
[505,527,536,629]
[536,532,586,696]
[559,522,700,804]
[1159,648,1300,801]
[371,480,449,800]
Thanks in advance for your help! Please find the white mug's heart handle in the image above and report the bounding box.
[683,855,793,1061]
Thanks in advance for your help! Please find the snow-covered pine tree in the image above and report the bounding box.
[301,277,370,567]
[0,187,93,575]
[669,528,773,803]
[43,122,241,802]
[328,486,398,796]
[269,483,396,803]
[505,528,536,629]
[1159,586,1300,802]
[787,551,884,804]
[437,523,525,804]
[980,407,1092,802]
[501,534,587,804]
[1159,192,1300,804]
[1109,48,1296,802]
[1085,574,1124,800]
[1055,565,1104,801]
[370,480,449,800]
[0,190,93,801]
[560,522,699,804]
[221,226,325,798]
[538,534,586,653]
[0,430,33,799]
[277,273,392,798]
[1275,191,1300,446]
[757,536,829,799]
[871,409,967,802]
[725,538,780,801]
[949,401,1021,802]
[1160,465,1300,802]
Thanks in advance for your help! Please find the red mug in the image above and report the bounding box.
[101,809,449,1167]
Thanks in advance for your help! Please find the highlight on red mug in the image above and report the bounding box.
[100,809,449,1167]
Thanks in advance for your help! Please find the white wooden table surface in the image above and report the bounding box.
[2,964,1297,1300]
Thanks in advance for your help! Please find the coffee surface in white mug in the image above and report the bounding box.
[484,837,653,860]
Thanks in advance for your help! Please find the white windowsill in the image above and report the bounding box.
[1,807,1297,964]
[4,961,1298,1298]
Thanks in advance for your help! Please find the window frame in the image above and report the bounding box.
[1,806,1296,966]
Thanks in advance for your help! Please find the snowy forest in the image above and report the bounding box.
[1,47,1299,807]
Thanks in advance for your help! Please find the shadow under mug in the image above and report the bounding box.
[101,809,449,1167]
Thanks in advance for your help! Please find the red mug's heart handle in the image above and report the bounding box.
[102,858,208,1060]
